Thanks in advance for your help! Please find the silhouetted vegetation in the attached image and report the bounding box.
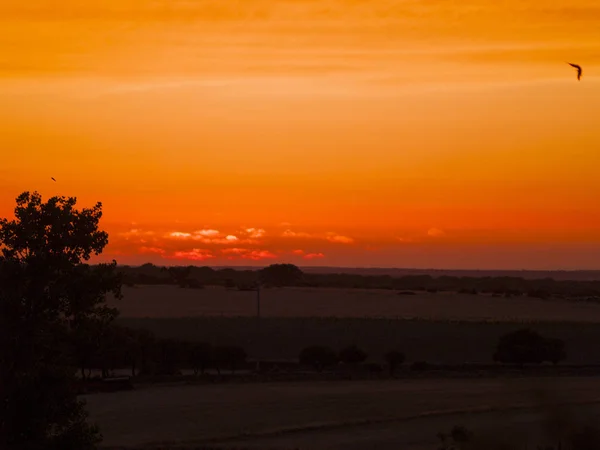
[437,425,473,449]
[299,346,338,372]
[435,422,600,450]
[494,329,566,367]
[117,263,600,302]
[339,344,368,365]
[213,345,247,374]
[385,350,406,376]
[259,263,304,287]
[0,191,122,449]
[189,343,213,375]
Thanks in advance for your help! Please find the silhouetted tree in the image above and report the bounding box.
[299,346,338,372]
[162,266,192,287]
[213,346,247,374]
[366,363,383,375]
[259,264,303,287]
[384,350,405,376]
[493,328,565,367]
[0,191,122,449]
[437,425,473,450]
[154,339,187,376]
[97,325,134,378]
[544,338,567,365]
[135,329,157,376]
[114,326,141,377]
[339,345,367,365]
[189,343,213,375]
[71,315,114,380]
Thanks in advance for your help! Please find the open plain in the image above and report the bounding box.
[91,377,600,449]
[110,285,600,322]
[96,285,600,448]
[113,285,600,364]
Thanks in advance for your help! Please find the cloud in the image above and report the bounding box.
[283,230,354,244]
[195,229,220,237]
[241,250,277,261]
[326,233,354,244]
[139,246,166,255]
[282,229,312,238]
[169,231,192,239]
[167,249,215,261]
[221,248,277,260]
[292,249,305,255]
[427,228,446,237]
[221,248,248,255]
[245,228,266,238]
[303,252,325,260]
[166,229,257,244]
[119,228,156,240]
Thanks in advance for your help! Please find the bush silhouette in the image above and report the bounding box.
[213,346,247,374]
[339,345,367,365]
[189,343,213,375]
[494,328,566,366]
[384,351,405,376]
[259,264,303,287]
[299,346,338,372]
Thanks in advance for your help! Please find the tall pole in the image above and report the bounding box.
[254,280,261,373]
[256,282,261,319]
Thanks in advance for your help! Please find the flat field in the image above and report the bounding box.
[111,285,600,322]
[98,286,600,449]
[113,286,600,364]
[90,377,600,450]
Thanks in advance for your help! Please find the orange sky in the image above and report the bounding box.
[2,0,600,269]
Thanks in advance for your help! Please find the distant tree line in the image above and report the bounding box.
[71,322,567,382]
[70,323,249,379]
[118,263,600,299]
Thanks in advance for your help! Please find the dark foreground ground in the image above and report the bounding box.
[90,377,600,449]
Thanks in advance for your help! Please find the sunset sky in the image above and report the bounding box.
[2,0,600,269]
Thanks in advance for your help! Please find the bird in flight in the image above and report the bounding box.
[51,177,56,182]
[567,63,582,81]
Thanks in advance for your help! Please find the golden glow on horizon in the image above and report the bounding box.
[1,0,600,269]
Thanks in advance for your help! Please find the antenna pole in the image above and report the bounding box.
[256,282,261,319]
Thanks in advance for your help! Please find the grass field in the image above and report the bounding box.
[110,285,600,322]
[89,377,600,449]
[99,285,600,449]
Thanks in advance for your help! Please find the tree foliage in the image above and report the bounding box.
[259,264,303,287]
[384,350,406,376]
[299,346,338,372]
[189,343,213,375]
[0,191,122,449]
[493,328,566,366]
[339,345,368,365]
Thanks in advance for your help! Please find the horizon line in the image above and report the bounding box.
[115,263,600,273]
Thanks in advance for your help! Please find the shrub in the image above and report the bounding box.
[384,350,405,376]
[493,329,566,367]
[213,346,247,374]
[299,346,338,372]
[339,345,368,365]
